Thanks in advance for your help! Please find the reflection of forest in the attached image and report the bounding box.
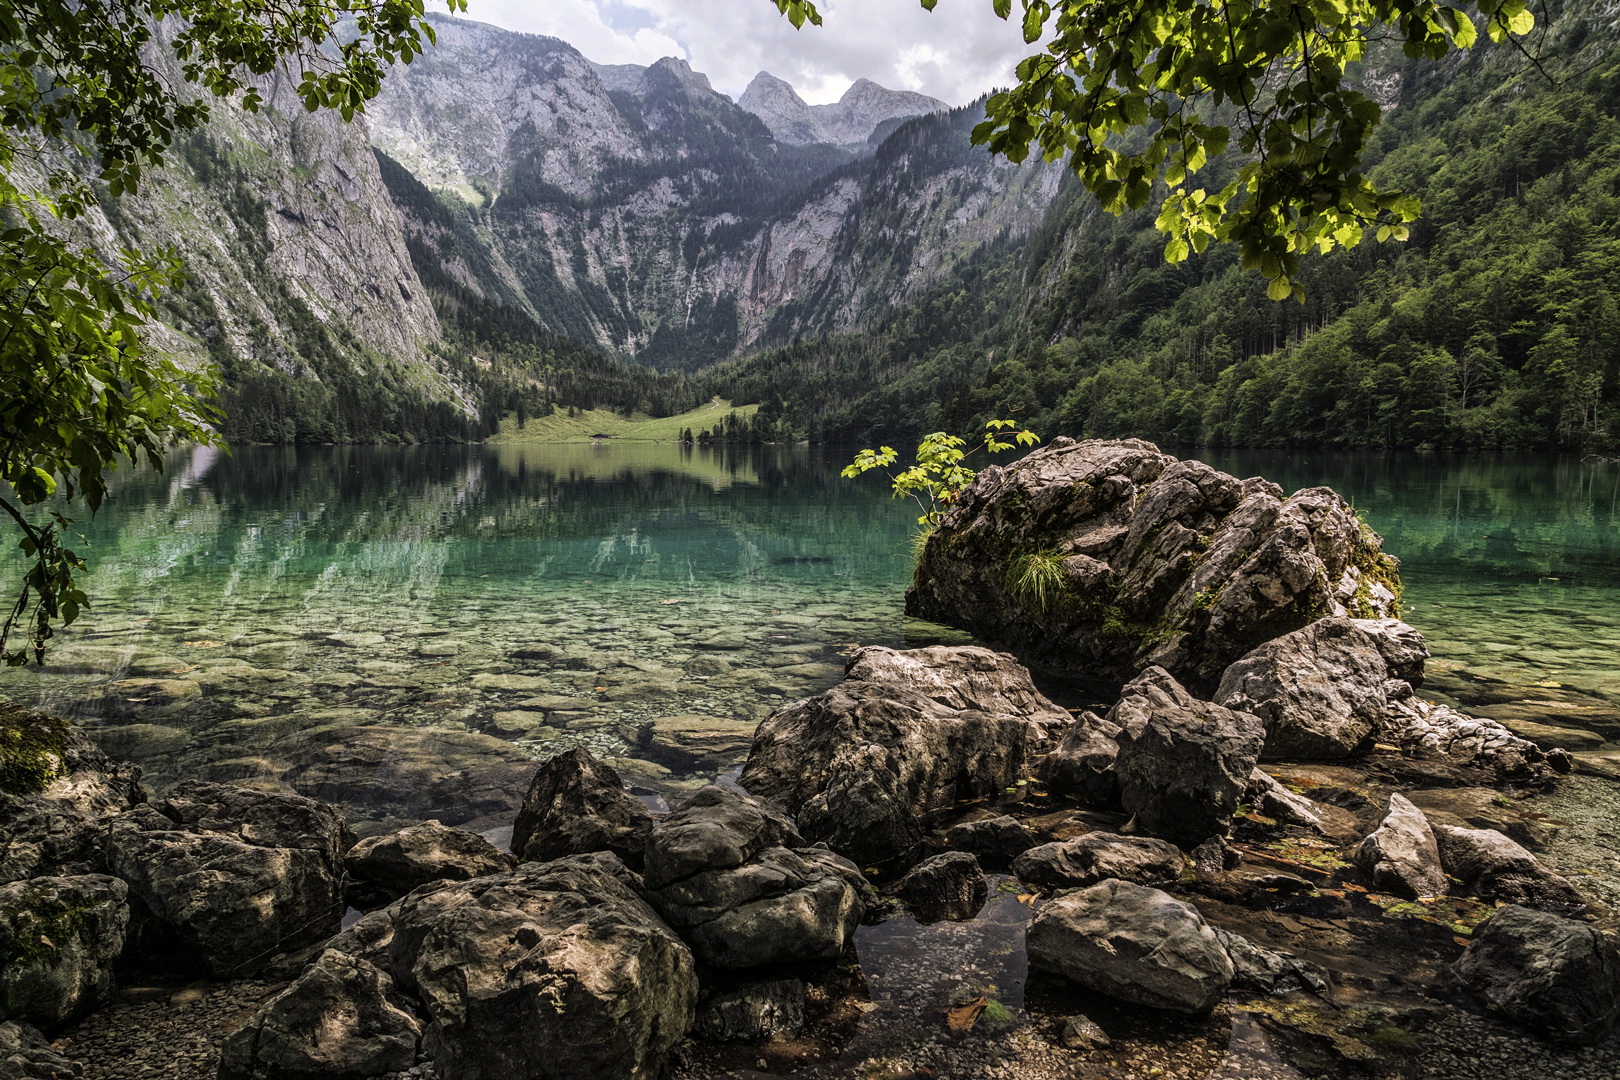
[2,445,918,625]
[1201,451,1620,584]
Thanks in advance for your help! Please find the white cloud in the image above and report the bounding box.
[456,0,1036,106]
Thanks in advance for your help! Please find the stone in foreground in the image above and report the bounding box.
[509,749,652,869]
[344,822,515,907]
[906,438,1399,695]
[106,781,352,976]
[1012,833,1183,891]
[1432,824,1584,913]
[218,950,421,1079]
[694,979,806,1042]
[1351,793,1447,899]
[0,874,128,1027]
[0,1020,80,1079]
[1026,879,1233,1014]
[373,853,696,1080]
[644,787,865,968]
[740,646,1066,865]
[1110,668,1265,846]
[1453,905,1620,1045]
[891,852,988,923]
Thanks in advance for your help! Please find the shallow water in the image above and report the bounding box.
[2,444,1617,822]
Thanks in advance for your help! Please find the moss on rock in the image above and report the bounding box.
[0,702,72,796]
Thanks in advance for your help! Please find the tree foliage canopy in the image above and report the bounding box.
[0,0,464,662]
[774,0,1537,299]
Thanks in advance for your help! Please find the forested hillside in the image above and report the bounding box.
[708,2,1619,452]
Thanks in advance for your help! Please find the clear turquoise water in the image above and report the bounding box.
[2,444,1616,823]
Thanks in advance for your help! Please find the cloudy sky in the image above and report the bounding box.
[457,0,1037,106]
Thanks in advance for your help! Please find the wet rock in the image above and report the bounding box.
[1350,793,1447,899]
[1215,617,1402,760]
[344,823,515,907]
[1453,905,1620,1045]
[694,979,806,1041]
[1432,824,1584,913]
[941,815,1036,866]
[1213,927,1330,996]
[1110,668,1265,846]
[106,782,352,976]
[0,717,144,885]
[740,646,1065,865]
[0,875,128,1026]
[1013,833,1183,891]
[0,1020,80,1079]
[906,438,1398,695]
[279,726,536,826]
[890,852,988,922]
[1038,710,1121,807]
[1058,1014,1112,1051]
[644,787,865,969]
[1026,879,1233,1014]
[378,854,696,1080]
[632,714,755,773]
[1245,769,1326,832]
[1383,697,1566,781]
[509,749,652,869]
[218,950,421,1079]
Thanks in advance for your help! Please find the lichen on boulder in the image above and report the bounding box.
[905,438,1400,696]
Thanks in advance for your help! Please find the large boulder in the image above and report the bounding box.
[378,853,697,1080]
[218,950,422,1080]
[941,815,1037,867]
[1453,905,1620,1045]
[1012,833,1183,891]
[510,750,653,869]
[105,781,352,976]
[0,875,128,1027]
[739,646,1066,865]
[1110,668,1265,846]
[1432,824,1584,913]
[644,787,865,969]
[344,822,515,908]
[906,439,1400,695]
[1215,617,1408,760]
[1026,879,1233,1014]
[1350,793,1447,899]
[0,708,144,885]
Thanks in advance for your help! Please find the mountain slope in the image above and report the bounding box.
[737,72,945,147]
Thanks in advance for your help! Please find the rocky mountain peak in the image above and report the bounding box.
[739,70,945,148]
[647,55,714,95]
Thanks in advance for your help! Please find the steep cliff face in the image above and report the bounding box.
[63,36,476,442]
[737,72,946,147]
[367,15,1054,369]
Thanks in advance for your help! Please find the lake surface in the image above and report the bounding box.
[2,443,1616,829]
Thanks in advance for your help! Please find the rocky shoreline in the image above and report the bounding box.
[4,440,1619,1080]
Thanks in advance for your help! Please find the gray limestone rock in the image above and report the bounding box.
[106,782,352,977]
[1432,824,1584,913]
[1038,711,1121,807]
[1013,833,1184,891]
[1215,617,1401,760]
[344,822,515,907]
[218,950,421,1079]
[1026,879,1234,1014]
[1110,668,1266,846]
[1245,768,1327,832]
[1351,793,1447,899]
[644,788,864,969]
[0,875,128,1027]
[0,1020,80,1079]
[740,646,1066,865]
[890,852,989,923]
[906,439,1399,695]
[1213,927,1330,996]
[694,979,806,1042]
[1058,1014,1112,1050]
[1453,905,1620,1045]
[374,854,696,1080]
[509,749,652,869]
